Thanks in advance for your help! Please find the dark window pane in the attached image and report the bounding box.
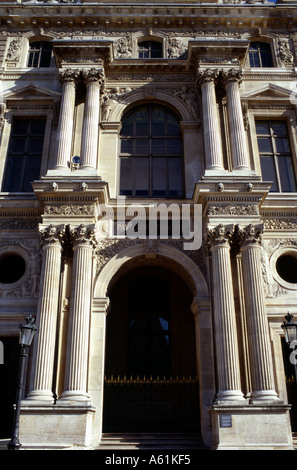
[272,121,288,136]
[168,158,183,197]
[152,109,165,136]
[152,139,166,156]
[135,110,149,136]
[28,136,44,154]
[121,139,133,155]
[278,156,297,192]
[3,157,24,192]
[120,104,183,198]
[135,158,149,197]
[258,138,273,153]
[152,157,167,197]
[23,155,42,190]
[135,139,149,155]
[249,51,260,67]
[275,138,291,154]
[12,120,29,135]
[31,120,46,135]
[167,139,182,156]
[260,156,278,191]
[4,119,45,192]
[167,115,181,136]
[28,41,52,68]
[256,121,270,135]
[120,158,133,196]
[10,137,27,154]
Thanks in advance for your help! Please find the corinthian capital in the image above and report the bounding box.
[206,223,234,251]
[82,68,105,86]
[221,68,242,86]
[70,223,97,248]
[236,223,264,248]
[58,68,80,85]
[40,224,66,247]
[196,68,219,86]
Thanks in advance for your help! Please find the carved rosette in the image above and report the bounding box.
[221,68,242,86]
[39,224,66,248]
[70,223,97,249]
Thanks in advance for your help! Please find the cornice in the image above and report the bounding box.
[1,3,297,31]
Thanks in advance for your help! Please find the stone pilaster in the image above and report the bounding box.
[207,224,245,403]
[222,69,250,171]
[54,68,79,170]
[239,224,279,403]
[60,224,97,403]
[27,224,65,402]
[197,69,224,171]
[81,68,105,170]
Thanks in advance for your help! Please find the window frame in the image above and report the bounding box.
[119,103,185,199]
[248,41,274,68]
[249,109,297,194]
[0,108,53,193]
[255,119,297,192]
[137,40,163,59]
[27,41,53,68]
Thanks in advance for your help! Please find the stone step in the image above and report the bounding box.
[98,433,207,450]
[292,432,297,450]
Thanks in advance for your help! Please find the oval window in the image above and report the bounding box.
[0,254,26,284]
[276,253,297,284]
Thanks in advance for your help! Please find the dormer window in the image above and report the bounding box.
[28,41,52,68]
[138,41,163,59]
[248,41,274,67]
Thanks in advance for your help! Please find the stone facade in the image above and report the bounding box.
[0,0,297,450]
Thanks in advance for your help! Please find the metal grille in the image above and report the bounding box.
[103,375,200,433]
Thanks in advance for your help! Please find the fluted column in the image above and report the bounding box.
[197,69,224,171]
[239,225,279,402]
[27,224,65,402]
[54,68,79,170]
[208,224,245,403]
[222,69,250,170]
[81,68,105,170]
[60,224,96,402]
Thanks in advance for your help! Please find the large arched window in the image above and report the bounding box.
[120,104,184,198]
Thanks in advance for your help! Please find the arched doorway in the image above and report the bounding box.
[103,265,200,433]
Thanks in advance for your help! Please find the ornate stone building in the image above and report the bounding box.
[0,0,297,451]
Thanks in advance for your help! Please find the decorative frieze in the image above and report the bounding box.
[44,204,95,216]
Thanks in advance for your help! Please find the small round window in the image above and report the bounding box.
[276,253,297,284]
[0,253,26,284]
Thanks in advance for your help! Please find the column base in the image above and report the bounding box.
[249,390,281,404]
[210,404,293,450]
[25,390,55,403]
[214,390,248,405]
[59,390,93,406]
